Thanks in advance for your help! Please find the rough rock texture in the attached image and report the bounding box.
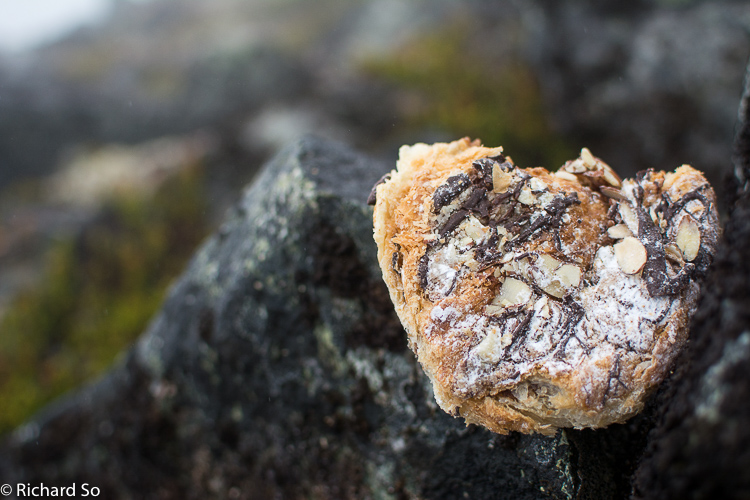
[1,137,648,499]
[521,0,750,189]
[630,62,750,500]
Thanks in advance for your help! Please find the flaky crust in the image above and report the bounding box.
[373,138,720,434]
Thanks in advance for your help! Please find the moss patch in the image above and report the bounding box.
[0,167,210,434]
[362,24,575,169]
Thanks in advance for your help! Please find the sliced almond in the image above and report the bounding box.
[664,243,684,264]
[494,277,532,307]
[500,253,514,265]
[518,188,536,205]
[529,177,548,192]
[607,223,633,239]
[475,329,500,360]
[600,186,627,201]
[614,237,648,274]
[539,262,581,298]
[485,304,505,316]
[556,264,581,288]
[554,170,579,183]
[497,235,507,251]
[565,159,587,174]
[542,282,565,298]
[537,253,561,273]
[686,199,705,217]
[462,216,487,241]
[535,254,562,296]
[663,171,678,191]
[534,296,551,318]
[619,203,639,235]
[534,295,548,310]
[500,332,513,347]
[580,147,596,168]
[675,217,701,261]
[601,165,622,188]
[465,259,480,272]
[512,382,529,401]
[492,165,513,193]
[541,303,550,318]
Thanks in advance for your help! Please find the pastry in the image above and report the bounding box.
[370,138,720,435]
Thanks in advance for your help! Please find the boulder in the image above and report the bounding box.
[630,61,750,500]
[0,137,654,499]
[522,0,750,189]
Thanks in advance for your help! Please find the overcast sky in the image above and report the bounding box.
[0,0,113,53]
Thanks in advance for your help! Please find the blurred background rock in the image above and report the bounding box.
[0,0,748,434]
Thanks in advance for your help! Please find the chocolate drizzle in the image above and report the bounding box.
[602,354,628,403]
[417,249,432,290]
[432,173,471,213]
[439,208,470,238]
[661,184,715,277]
[662,185,712,222]
[471,155,509,190]
[554,300,587,359]
[471,158,494,186]
[503,193,580,251]
[632,185,694,297]
[484,308,534,361]
[621,170,718,299]
[474,229,503,266]
[462,186,490,221]
[484,295,586,363]
[420,157,583,296]
[505,311,534,355]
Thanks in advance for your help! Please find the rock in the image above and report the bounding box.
[630,60,750,500]
[0,136,652,499]
[521,0,750,189]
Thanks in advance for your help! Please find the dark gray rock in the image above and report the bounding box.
[522,0,750,190]
[630,60,750,500]
[0,136,653,499]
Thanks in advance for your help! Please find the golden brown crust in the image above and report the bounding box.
[373,139,721,434]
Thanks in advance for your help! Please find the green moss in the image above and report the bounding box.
[362,25,575,169]
[0,167,210,434]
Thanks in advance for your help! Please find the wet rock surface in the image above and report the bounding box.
[630,62,750,500]
[0,137,656,499]
[523,0,750,189]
